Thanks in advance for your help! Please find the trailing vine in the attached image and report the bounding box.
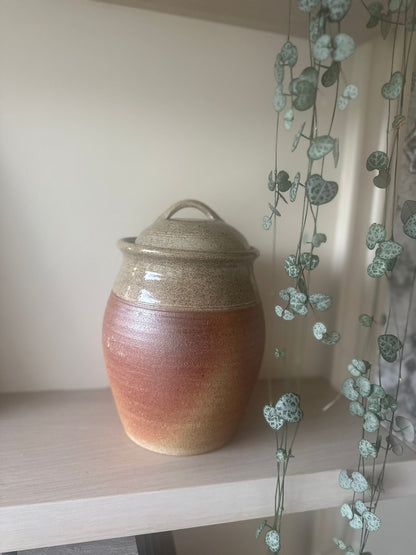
[258,0,360,551]
[258,0,415,552]
[334,1,416,554]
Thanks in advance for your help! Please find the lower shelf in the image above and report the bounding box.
[1,378,415,551]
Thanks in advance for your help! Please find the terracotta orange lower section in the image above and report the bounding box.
[102,293,265,455]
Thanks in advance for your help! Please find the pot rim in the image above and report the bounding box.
[117,237,259,260]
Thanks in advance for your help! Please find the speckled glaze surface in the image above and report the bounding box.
[102,200,265,455]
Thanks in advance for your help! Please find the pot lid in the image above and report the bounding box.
[123,199,257,258]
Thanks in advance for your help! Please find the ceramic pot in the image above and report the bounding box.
[102,199,265,455]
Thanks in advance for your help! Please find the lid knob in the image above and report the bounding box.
[159,199,223,222]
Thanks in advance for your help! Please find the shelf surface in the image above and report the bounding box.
[1,378,415,551]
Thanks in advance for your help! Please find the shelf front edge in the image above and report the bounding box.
[2,458,415,552]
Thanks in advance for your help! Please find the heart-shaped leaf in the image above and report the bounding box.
[359,313,373,327]
[359,438,378,458]
[321,331,341,345]
[307,135,335,160]
[290,292,308,316]
[355,500,367,516]
[378,334,402,362]
[367,257,387,278]
[284,108,294,130]
[351,471,369,493]
[274,54,285,85]
[366,223,386,249]
[368,0,383,16]
[290,291,307,304]
[369,384,386,400]
[274,87,287,112]
[300,252,319,270]
[366,151,389,171]
[310,15,325,42]
[290,172,301,201]
[395,415,415,442]
[341,503,353,519]
[312,233,327,247]
[285,255,301,278]
[380,394,398,411]
[298,0,319,11]
[401,200,416,239]
[269,203,281,217]
[276,447,288,462]
[265,529,280,552]
[309,293,332,311]
[343,378,359,401]
[322,61,340,87]
[378,240,403,260]
[306,174,338,205]
[314,34,332,61]
[363,411,380,432]
[280,41,298,67]
[263,405,284,430]
[349,514,363,529]
[392,114,406,129]
[263,216,272,230]
[268,170,275,191]
[279,289,290,301]
[339,470,352,489]
[381,71,404,100]
[333,33,356,61]
[348,359,370,377]
[363,511,381,532]
[275,392,303,423]
[294,80,317,111]
[313,322,327,340]
[350,401,365,416]
[373,168,391,188]
[291,68,318,111]
[343,84,358,99]
[292,122,306,151]
[404,214,416,239]
[256,520,267,539]
[387,434,403,456]
[323,0,352,21]
[367,11,380,27]
[277,170,291,192]
[356,376,371,397]
[401,199,416,224]
[333,537,347,549]
[338,95,349,110]
[283,309,295,321]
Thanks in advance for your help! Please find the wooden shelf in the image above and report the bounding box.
[1,379,415,552]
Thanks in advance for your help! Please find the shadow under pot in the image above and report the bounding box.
[102,199,265,456]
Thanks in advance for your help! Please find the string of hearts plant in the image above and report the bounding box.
[333,1,416,554]
[257,0,360,552]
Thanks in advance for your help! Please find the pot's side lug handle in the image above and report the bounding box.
[161,199,223,221]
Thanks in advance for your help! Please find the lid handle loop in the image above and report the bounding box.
[161,199,223,222]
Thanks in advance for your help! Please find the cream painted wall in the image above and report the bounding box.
[0,0,377,391]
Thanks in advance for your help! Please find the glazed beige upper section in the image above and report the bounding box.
[113,200,261,310]
[112,246,261,310]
